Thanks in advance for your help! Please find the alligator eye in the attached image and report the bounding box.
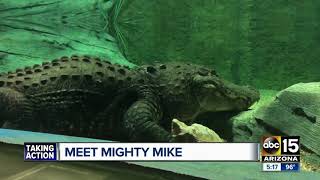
[211,69,218,75]
[198,68,210,76]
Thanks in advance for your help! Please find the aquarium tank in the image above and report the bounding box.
[0,0,320,179]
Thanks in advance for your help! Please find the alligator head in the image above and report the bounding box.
[191,66,260,112]
[142,62,260,120]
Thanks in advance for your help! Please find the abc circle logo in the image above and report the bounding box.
[263,136,280,155]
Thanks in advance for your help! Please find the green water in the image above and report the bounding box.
[112,0,320,90]
[1,0,319,90]
[1,0,320,179]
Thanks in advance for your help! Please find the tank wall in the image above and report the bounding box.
[115,0,320,90]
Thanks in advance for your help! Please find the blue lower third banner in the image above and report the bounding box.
[24,142,259,161]
[281,163,300,172]
[24,143,58,161]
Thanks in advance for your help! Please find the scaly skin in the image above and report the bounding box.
[0,55,260,142]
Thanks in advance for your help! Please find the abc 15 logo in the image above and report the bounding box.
[261,136,300,156]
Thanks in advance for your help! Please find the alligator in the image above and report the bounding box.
[0,55,259,142]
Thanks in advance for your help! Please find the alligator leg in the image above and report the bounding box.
[0,88,33,130]
[123,86,172,142]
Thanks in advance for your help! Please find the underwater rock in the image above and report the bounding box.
[234,85,320,155]
[232,110,268,143]
[171,119,224,142]
[235,84,320,153]
[254,82,320,156]
[232,89,277,142]
[232,86,320,171]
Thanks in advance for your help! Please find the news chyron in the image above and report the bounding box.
[261,136,300,172]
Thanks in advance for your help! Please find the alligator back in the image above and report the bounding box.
[0,55,137,95]
[0,55,141,138]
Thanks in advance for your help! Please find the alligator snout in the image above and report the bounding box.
[223,82,260,110]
